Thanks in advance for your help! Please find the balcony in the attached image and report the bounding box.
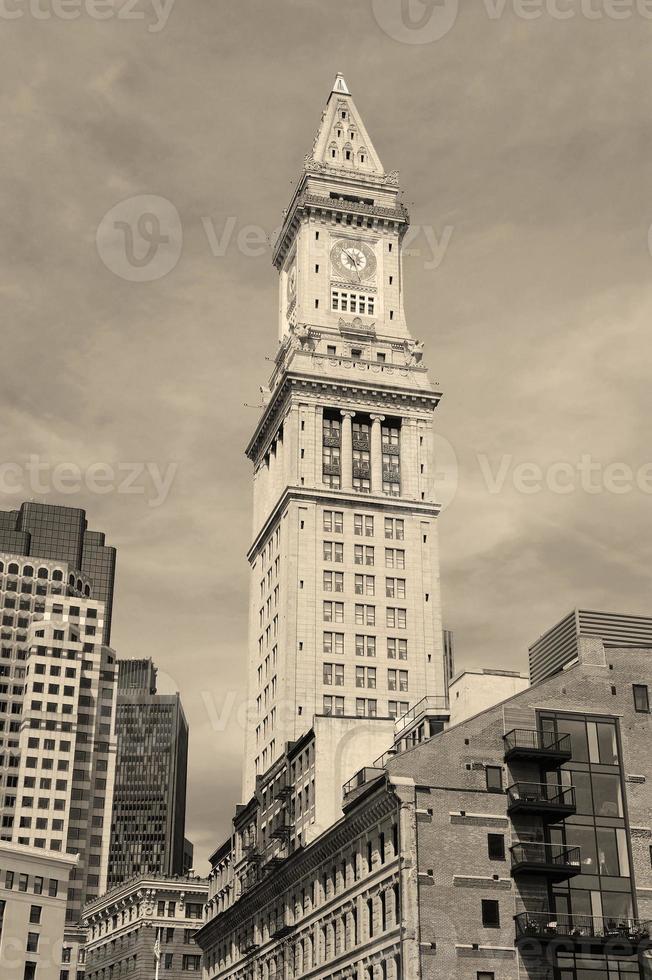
[515,912,652,951]
[342,767,385,805]
[382,466,400,483]
[393,695,450,736]
[323,463,341,476]
[353,461,371,479]
[510,843,581,881]
[352,434,370,451]
[270,824,292,841]
[507,783,576,822]
[503,729,572,767]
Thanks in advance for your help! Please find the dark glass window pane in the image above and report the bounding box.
[566,770,593,814]
[565,825,597,872]
[561,717,589,762]
[601,890,632,924]
[596,828,620,876]
[633,685,649,713]
[596,723,618,765]
[591,773,623,818]
[486,767,502,793]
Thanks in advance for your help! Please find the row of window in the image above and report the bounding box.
[323,634,408,660]
[324,543,406,567]
[323,697,409,719]
[323,512,404,539]
[323,602,407,628]
[324,572,406,597]
[323,665,409,690]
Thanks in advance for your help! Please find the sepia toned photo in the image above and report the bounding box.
[2,2,652,979]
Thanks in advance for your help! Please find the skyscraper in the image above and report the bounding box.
[0,503,117,645]
[0,552,118,933]
[107,659,189,887]
[243,72,446,799]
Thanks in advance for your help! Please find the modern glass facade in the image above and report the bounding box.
[108,660,189,886]
[0,503,116,645]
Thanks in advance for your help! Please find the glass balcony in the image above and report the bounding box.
[515,911,652,950]
[510,842,581,881]
[507,782,576,821]
[503,729,572,767]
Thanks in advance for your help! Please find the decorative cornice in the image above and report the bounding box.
[196,783,398,948]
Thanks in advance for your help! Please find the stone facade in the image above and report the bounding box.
[242,71,447,805]
[82,873,208,980]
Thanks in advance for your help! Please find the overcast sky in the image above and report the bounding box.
[2,0,652,872]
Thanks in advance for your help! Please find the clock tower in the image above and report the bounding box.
[243,74,446,802]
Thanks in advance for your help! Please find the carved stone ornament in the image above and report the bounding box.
[406,339,425,365]
[338,316,376,337]
[290,322,313,348]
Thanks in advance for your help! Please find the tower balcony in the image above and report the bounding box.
[510,843,581,881]
[382,442,400,456]
[503,729,572,768]
[515,912,652,951]
[382,466,400,483]
[323,463,341,476]
[352,434,370,451]
[507,782,576,822]
[353,461,371,479]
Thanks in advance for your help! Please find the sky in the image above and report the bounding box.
[2,0,652,872]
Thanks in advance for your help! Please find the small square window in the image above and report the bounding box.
[481,899,500,928]
[633,684,649,713]
[487,834,505,861]
[485,766,503,793]
[477,974,495,980]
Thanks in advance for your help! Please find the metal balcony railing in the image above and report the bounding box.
[515,911,652,946]
[394,695,450,735]
[382,466,401,482]
[510,843,581,879]
[507,782,576,818]
[382,442,400,456]
[342,767,385,801]
[323,463,341,476]
[323,433,341,448]
[352,434,370,451]
[503,729,572,763]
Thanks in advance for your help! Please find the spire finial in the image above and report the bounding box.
[332,72,350,96]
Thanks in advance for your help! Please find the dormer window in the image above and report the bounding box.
[341,111,347,120]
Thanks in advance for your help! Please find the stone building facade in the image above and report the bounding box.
[242,71,447,798]
[82,873,208,980]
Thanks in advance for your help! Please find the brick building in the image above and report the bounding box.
[83,873,208,980]
[196,632,652,980]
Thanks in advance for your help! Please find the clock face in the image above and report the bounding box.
[330,239,377,283]
[286,264,297,302]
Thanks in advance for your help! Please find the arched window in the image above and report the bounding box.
[8,563,19,575]
[343,143,353,162]
[37,567,48,579]
[69,574,75,586]
[77,578,83,592]
[52,569,63,582]
[84,584,91,597]
[23,565,33,578]
[329,142,338,161]
[359,148,367,165]
[0,561,3,572]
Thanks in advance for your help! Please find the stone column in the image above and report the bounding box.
[340,410,355,491]
[370,414,385,495]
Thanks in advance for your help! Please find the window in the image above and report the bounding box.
[323,695,345,716]
[29,905,42,924]
[485,767,503,793]
[182,955,201,971]
[323,571,344,593]
[354,514,374,537]
[477,974,495,980]
[323,511,343,534]
[26,932,40,952]
[633,684,650,713]
[487,834,505,861]
[331,290,375,316]
[323,663,344,687]
[355,574,375,596]
[355,635,376,658]
[481,900,500,928]
[323,541,343,563]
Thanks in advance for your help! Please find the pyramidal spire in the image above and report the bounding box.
[306,72,385,175]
